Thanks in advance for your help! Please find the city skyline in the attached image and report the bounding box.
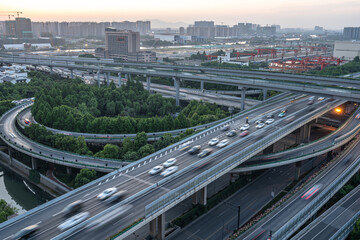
[1,0,359,29]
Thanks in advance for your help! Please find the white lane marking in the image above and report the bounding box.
[98,182,101,186]
[126,169,128,173]
[118,173,122,177]
[155,156,157,160]
[112,175,115,180]
[138,164,140,168]
[165,151,167,156]
[53,211,63,217]
[160,153,162,157]
[131,167,135,171]
[3,235,13,240]
[83,187,100,198]
[105,179,109,183]
[170,149,172,153]
[144,161,147,165]
[149,159,152,162]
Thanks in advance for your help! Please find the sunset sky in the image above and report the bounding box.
[1,0,359,29]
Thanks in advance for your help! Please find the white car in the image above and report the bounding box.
[256,123,265,129]
[58,212,90,231]
[97,187,117,200]
[160,166,178,177]
[265,118,275,125]
[163,158,177,168]
[318,97,325,101]
[217,139,230,148]
[208,138,220,146]
[240,124,250,131]
[148,165,164,175]
[255,119,264,125]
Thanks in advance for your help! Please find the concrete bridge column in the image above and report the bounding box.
[66,167,72,175]
[192,192,199,204]
[173,77,180,106]
[70,69,74,79]
[295,161,302,181]
[118,73,122,87]
[297,123,311,144]
[31,157,37,170]
[106,72,110,86]
[50,66,53,74]
[97,71,100,87]
[263,88,267,101]
[7,147,12,165]
[200,81,204,91]
[149,213,165,240]
[146,75,151,92]
[199,186,207,205]
[125,73,128,82]
[263,144,275,155]
[241,87,246,111]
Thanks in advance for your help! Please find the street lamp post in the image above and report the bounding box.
[228,107,234,121]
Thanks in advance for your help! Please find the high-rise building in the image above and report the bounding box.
[343,27,360,40]
[179,27,185,35]
[15,17,32,38]
[5,20,16,37]
[105,27,140,59]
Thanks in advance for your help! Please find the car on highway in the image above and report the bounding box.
[208,138,220,146]
[318,97,325,101]
[198,148,214,158]
[13,224,39,240]
[256,123,265,129]
[265,118,275,125]
[106,190,127,203]
[307,100,314,105]
[24,119,31,125]
[97,187,118,200]
[160,166,178,177]
[179,141,192,151]
[301,184,322,200]
[217,139,230,148]
[58,212,90,231]
[356,113,360,119]
[163,158,177,168]
[222,124,230,131]
[255,119,264,124]
[266,113,274,119]
[239,130,249,137]
[278,112,286,118]
[188,145,201,154]
[149,165,164,175]
[226,130,237,137]
[308,96,315,101]
[240,124,250,131]
[63,200,83,217]
[284,115,296,124]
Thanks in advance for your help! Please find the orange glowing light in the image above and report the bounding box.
[335,108,342,113]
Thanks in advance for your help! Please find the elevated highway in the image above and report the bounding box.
[0,96,343,239]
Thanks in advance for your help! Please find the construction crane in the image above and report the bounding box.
[0,11,23,17]
[0,14,14,20]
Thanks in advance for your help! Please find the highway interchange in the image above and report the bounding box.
[0,94,343,239]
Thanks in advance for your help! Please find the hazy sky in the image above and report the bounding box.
[1,0,359,29]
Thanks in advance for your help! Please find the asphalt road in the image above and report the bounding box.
[0,96,340,240]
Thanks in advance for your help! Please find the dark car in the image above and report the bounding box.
[188,145,201,154]
[13,224,39,240]
[63,200,83,217]
[266,114,274,119]
[198,148,214,158]
[226,130,237,137]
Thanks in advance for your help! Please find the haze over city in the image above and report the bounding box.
[1,0,360,29]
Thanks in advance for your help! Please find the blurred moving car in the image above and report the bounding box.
[97,187,118,200]
[226,130,237,137]
[160,166,178,177]
[222,125,230,131]
[106,190,127,203]
[265,118,275,125]
[217,139,230,148]
[13,224,39,240]
[149,165,164,175]
[198,148,213,158]
[208,138,219,146]
[256,123,265,129]
[188,145,201,154]
[63,200,83,217]
[58,212,90,231]
[240,124,250,131]
[239,130,249,137]
[163,158,177,168]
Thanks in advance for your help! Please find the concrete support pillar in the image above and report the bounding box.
[263,144,275,155]
[173,77,180,106]
[199,186,207,205]
[297,124,311,144]
[7,147,12,165]
[97,71,100,87]
[146,75,151,92]
[263,88,267,101]
[200,81,204,91]
[192,192,199,204]
[157,213,165,240]
[118,73,122,88]
[106,72,110,86]
[241,87,246,111]
[31,157,37,170]
[149,213,165,240]
[50,66,53,74]
[295,161,302,181]
[70,69,74,79]
[125,73,128,81]
[66,167,72,175]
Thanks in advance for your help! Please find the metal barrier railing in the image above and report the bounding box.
[329,211,360,240]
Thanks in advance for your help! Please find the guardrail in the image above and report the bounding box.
[144,101,339,219]
[329,211,360,240]
[273,137,360,240]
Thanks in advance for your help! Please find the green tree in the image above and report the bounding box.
[134,132,147,150]
[74,169,97,188]
[0,199,17,223]
[95,144,120,159]
[138,144,155,158]
[350,218,360,239]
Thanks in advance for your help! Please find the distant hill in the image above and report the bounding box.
[146,19,189,29]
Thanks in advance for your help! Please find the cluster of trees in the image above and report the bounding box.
[32,78,228,134]
[74,169,97,188]
[24,124,92,156]
[0,199,17,223]
[0,100,15,116]
[308,56,360,77]
[141,40,177,48]
[78,54,95,58]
